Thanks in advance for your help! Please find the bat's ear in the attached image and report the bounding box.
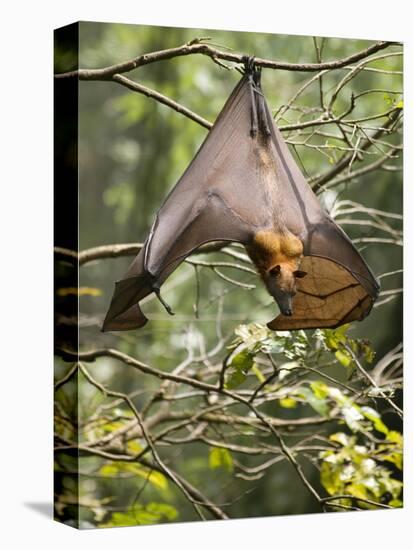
[269,265,281,276]
[294,270,307,279]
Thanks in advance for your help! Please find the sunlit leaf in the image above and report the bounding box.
[329,432,351,446]
[297,386,329,416]
[225,347,254,389]
[335,349,352,368]
[127,440,144,453]
[209,446,234,472]
[319,431,403,509]
[102,420,124,433]
[99,462,168,490]
[324,324,350,351]
[100,502,178,527]
[279,397,298,408]
[251,364,266,383]
[360,406,389,435]
[310,381,329,399]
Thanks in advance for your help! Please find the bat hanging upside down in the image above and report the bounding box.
[103,58,379,332]
[246,230,307,318]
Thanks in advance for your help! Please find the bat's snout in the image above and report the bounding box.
[276,295,294,317]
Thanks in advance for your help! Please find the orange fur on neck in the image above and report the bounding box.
[246,230,303,275]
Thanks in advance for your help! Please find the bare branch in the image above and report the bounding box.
[55,241,229,267]
[312,111,402,190]
[343,344,403,418]
[78,362,211,520]
[112,74,212,129]
[55,39,396,80]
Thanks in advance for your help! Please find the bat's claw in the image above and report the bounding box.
[164,303,175,316]
[242,55,256,75]
[153,287,175,316]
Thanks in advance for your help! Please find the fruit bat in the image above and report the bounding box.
[103,58,379,332]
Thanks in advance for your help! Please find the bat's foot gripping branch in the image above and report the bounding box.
[242,55,271,139]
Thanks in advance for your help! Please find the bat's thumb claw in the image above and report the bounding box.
[165,305,175,316]
[154,288,175,317]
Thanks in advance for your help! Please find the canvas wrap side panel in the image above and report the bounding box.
[54,22,80,529]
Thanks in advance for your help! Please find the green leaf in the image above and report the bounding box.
[360,406,389,435]
[251,364,266,383]
[310,381,329,399]
[320,461,342,495]
[101,420,124,433]
[209,447,234,472]
[225,348,254,389]
[329,432,352,446]
[231,349,254,370]
[335,349,352,368]
[100,502,178,527]
[387,430,403,445]
[384,94,393,105]
[225,368,247,389]
[381,451,403,470]
[380,430,403,470]
[322,326,374,370]
[319,431,403,508]
[279,397,298,408]
[358,340,375,363]
[127,440,143,453]
[99,462,168,490]
[146,502,178,521]
[324,324,350,350]
[297,386,329,416]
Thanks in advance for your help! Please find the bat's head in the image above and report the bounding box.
[264,264,307,316]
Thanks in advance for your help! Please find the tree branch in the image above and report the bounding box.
[55,39,396,79]
[78,362,210,520]
[312,111,402,191]
[57,347,324,506]
[112,74,212,129]
[55,241,228,266]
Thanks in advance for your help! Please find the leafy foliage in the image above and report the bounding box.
[99,462,169,491]
[209,447,234,472]
[101,502,178,527]
[320,432,403,508]
[219,322,403,509]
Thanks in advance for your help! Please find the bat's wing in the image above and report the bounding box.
[103,76,274,331]
[103,65,380,332]
[265,114,380,330]
[268,226,380,331]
